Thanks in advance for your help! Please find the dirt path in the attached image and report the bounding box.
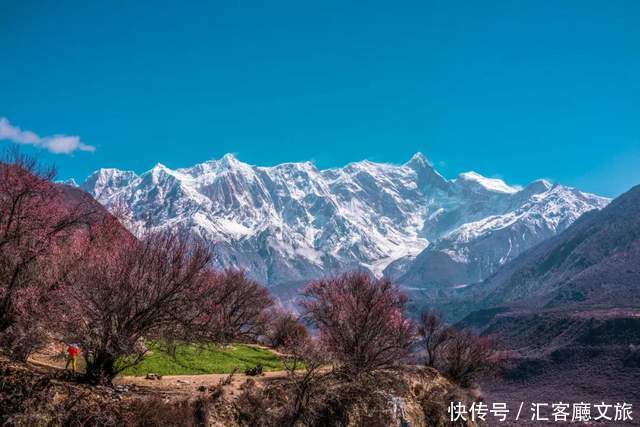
[29,344,290,397]
[116,370,288,396]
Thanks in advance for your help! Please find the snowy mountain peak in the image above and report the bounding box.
[403,152,447,191]
[219,153,242,167]
[527,178,552,191]
[456,171,520,194]
[151,162,170,174]
[89,167,136,180]
[81,154,608,289]
[57,178,79,187]
[82,168,139,199]
[535,178,552,188]
[406,151,429,167]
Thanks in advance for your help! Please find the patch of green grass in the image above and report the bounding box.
[120,343,285,376]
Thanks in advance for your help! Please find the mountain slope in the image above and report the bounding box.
[456,185,640,411]
[80,153,608,288]
[480,183,640,309]
[395,182,607,291]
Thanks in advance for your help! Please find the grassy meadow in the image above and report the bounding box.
[119,342,285,376]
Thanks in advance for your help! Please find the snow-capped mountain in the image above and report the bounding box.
[80,153,609,291]
[391,180,609,290]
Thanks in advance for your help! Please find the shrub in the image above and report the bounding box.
[301,272,415,377]
[57,224,211,384]
[438,330,500,388]
[279,338,330,426]
[416,311,502,388]
[234,379,281,427]
[265,309,308,349]
[0,151,95,359]
[417,310,454,368]
[187,269,273,345]
[0,323,48,363]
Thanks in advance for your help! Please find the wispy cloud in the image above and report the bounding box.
[0,117,95,154]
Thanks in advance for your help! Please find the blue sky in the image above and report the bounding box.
[1,0,638,197]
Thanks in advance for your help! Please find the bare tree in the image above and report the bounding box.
[301,272,415,377]
[186,269,273,345]
[58,222,211,384]
[0,151,94,360]
[279,338,330,426]
[418,310,454,368]
[265,308,308,349]
[438,330,500,387]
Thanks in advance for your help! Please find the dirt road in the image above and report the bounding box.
[29,344,289,397]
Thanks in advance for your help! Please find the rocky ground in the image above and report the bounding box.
[0,355,481,426]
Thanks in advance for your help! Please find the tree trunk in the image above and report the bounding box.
[0,304,15,334]
[85,350,117,385]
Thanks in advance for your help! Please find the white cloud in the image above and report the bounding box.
[0,117,95,154]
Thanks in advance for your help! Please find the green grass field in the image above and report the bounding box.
[120,343,285,376]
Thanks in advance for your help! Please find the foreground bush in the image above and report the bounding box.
[301,272,415,377]
[231,356,478,427]
[417,310,453,368]
[418,310,502,388]
[0,152,95,361]
[57,223,211,384]
[265,308,309,349]
[186,269,273,344]
[439,330,500,388]
[0,358,212,426]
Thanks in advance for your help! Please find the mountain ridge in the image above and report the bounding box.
[79,153,609,289]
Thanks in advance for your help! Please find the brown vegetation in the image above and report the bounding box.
[418,310,501,387]
[264,308,308,349]
[56,225,211,384]
[301,272,415,377]
[417,310,453,368]
[186,269,273,345]
[0,152,96,361]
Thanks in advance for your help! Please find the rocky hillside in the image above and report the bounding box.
[481,184,640,309]
[0,357,480,427]
[454,185,640,415]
